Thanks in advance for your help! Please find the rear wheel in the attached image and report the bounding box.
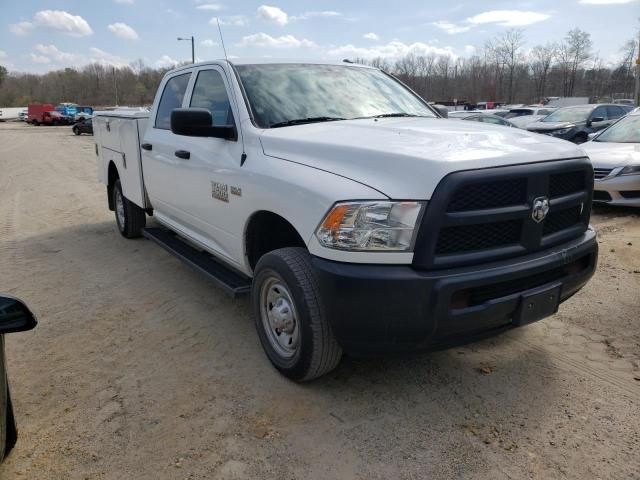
[73,127,80,135]
[252,247,342,381]
[112,179,146,238]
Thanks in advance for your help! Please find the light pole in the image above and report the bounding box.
[177,36,195,64]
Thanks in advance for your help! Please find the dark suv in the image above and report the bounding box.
[526,104,631,143]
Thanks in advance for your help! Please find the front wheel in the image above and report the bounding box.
[252,247,342,381]
[73,127,80,135]
[112,179,146,238]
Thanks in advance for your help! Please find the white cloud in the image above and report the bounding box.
[579,0,637,3]
[108,22,139,40]
[291,11,341,21]
[327,41,457,61]
[9,21,35,36]
[30,54,51,64]
[0,50,7,60]
[209,15,248,27]
[33,10,94,37]
[156,55,179,68]
[113,0,134,4]
[257,5,288,26]
[363,32,379,41]
[238,32,315,48]
[466,10,551,26]
[201,39,218,47]
[196,3,224,10]
[433,9,550,34]
[89,47,129,67]
[432,21,472,34]
[464,45,476,55]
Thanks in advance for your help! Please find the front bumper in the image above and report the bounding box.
[594,173,640,207]
[312,229,597,354]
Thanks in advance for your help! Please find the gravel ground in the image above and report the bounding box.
[0,122,638,479]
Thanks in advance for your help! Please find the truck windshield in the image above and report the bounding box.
[594,115,640,143]
[235,63,435,128]
[542,106,592,123]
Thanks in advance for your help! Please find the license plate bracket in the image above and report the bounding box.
[513,283,561,326]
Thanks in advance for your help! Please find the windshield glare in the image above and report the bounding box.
[594,115,640,143]
[235,64,435,128]
[542,106,592,123]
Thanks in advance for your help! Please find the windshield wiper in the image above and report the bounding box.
[371,113,423,118]
[269,116,346,128]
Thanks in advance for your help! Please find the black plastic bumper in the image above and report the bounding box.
[312,229,598,354]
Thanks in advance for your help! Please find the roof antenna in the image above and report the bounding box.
[216,18,247,166]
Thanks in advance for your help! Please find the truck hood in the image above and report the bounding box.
[580,141,640,168]
[259,117,584,199]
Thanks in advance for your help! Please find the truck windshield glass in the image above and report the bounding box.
[594,115,640,143]
[235,64,435,128]
[541,106,592,123]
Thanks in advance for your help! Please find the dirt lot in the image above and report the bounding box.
[0,122,638,479]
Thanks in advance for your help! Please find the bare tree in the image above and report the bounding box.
[530,42,557,100]
[564,28,593,96]
[496,29,525,103]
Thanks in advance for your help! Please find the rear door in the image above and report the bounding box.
[141,71,193,223]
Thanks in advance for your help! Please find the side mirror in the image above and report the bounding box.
[591,116,604,123]
[588,132,597,140]
[0,295,37,334]
[433,105,449,118]
[171,108,237,140]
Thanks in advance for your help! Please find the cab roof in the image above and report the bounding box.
[168,58,375,74]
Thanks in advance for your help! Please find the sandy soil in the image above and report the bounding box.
[0,122,638,479]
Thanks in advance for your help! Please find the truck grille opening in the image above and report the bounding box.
[436,220,521,254]
[620,190,640,199]
[413,159,593,269]
[447,179,526,212]
[450,253,592,309]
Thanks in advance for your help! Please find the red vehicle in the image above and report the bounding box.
[27,104,67,126]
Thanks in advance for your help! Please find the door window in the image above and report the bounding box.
[155,73,191,130]
[190,69,233,126]
[590,106,608,121]
[606,106,625,119]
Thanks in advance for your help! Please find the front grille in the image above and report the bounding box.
[593,190,612,201]
[436,220,521,254]
[543,206,581,236]
[594,168,613,180]
[620,190,640,199]
[413,158,593,269]
[447,179,526,212]
[549,171,586,197]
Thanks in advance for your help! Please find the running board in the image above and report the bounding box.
[142,227,252,298]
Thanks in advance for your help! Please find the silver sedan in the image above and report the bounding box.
[581,111,640,207]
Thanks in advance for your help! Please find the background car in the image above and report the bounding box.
[508,114,547,129]
[581,110,640,206]
[503,106,556,119]
[461,113,518,128]
[72,118,93,136]
[0,295,37,463]
[526,104,629,143]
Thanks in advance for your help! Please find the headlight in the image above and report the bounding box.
[316,201,425,251]
[619,165,640,176]
[552,127,573,135]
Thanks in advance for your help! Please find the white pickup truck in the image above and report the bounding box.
[94,59,598,381]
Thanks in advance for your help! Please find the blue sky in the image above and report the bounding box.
[1,0,638,72]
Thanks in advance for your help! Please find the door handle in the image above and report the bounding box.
[141,143,152,151]
[175,150,190,160]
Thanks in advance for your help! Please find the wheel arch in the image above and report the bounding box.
[244,210,307,272]
[107,161,119,211]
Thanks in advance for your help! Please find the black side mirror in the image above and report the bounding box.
[0,295,37,334]
[590,116,604,123]
[171,108,237,140]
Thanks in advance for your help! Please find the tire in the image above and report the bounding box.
[112,179,146,238]
[73,127,80,135]
[252,247,342,381]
